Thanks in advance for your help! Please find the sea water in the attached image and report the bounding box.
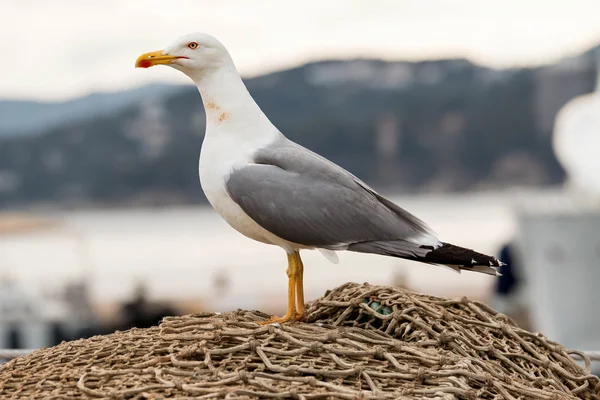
[0,189,555,311]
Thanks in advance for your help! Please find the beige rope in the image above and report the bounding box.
[0,282,598,399]
[1,348,599,363]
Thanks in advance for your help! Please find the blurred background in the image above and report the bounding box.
[1,0,600,365]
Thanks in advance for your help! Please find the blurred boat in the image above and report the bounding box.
[0,213,99,351]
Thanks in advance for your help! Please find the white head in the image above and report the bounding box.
[135,32,235,79]
[135,32,269,127]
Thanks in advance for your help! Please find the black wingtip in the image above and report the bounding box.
[420,242,502,275]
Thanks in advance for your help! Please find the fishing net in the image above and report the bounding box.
[0,282,598,399]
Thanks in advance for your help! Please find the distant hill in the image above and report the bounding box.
[0,48,598,209]
[0,84,187,137]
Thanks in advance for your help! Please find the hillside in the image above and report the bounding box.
[0,84,186,138]
[0,53,598,208]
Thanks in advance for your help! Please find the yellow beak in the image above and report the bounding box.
[135,50,181,68]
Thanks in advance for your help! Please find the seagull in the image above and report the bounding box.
[135,33,502,324]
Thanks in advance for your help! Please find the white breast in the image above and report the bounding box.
[198,125,303,252]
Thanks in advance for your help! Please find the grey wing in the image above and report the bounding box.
[225,137,438,250]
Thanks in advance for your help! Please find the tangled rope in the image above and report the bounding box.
[0,282,598,399]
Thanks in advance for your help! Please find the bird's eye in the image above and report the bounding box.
[188,42,198,49]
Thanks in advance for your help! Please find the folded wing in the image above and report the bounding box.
[225,137,438,254]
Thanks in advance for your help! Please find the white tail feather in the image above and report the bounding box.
[318,248,339,264]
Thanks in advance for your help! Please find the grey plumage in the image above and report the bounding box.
[226,137,433,247]
[226,136,502,273]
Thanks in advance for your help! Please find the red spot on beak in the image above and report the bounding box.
[138,60,153,68]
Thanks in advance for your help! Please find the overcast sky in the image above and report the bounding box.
[2,0,600,101]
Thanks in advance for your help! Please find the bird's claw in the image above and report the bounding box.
[258,312,304,325]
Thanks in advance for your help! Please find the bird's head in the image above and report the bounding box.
[135,32,233,77]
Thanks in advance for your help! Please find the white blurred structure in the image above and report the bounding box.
[516,66,600,351]
[553,69,600,198]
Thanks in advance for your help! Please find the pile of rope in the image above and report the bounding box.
[1,282,598,399]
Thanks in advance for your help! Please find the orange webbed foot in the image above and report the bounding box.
[258,311,304,325]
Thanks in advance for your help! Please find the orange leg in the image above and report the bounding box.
[293,252,306,321]
[259,251,305,324]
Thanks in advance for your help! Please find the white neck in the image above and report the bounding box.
[189,66,273,130]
